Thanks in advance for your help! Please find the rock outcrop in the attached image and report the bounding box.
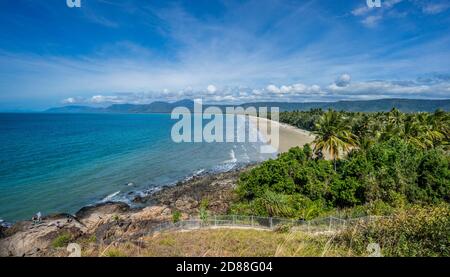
[0,166,249,257]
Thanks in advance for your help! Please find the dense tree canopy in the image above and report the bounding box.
[233,109,450,219]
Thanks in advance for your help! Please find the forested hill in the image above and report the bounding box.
[46,98,450,113]
[244,98,450,112]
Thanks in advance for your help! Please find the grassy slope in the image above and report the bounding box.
[70,205,449,257]
[79,229,352,257]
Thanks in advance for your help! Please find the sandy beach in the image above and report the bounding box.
[249,116,315,153]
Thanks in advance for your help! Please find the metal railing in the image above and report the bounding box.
[147,214,388,235]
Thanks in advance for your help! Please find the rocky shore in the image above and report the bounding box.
[0,166,253,257]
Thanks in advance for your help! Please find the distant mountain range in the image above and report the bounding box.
[45,98,450,113]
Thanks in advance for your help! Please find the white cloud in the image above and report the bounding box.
[335,74,351,87]
[252,89,262,95]
[280,85,291,93]
[327,77,450,99]
[62,97,76,104]
[90,95,123,104]
[353,0,450,28]
[265,83,324,97]
[351,6,370,16]
[422,3,450,14]
[207,84,217,94]
[1,1,450,109]
[266,84,281,94]
[310,84,321,93]
[362,15,383,27]
[384,0,403,9]
[267,84,301,94]
[351,0,405,28]
[60,73,450,105]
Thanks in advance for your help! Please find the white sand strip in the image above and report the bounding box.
[249,116,315,153]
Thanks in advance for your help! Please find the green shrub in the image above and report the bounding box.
[87,234,97,243]
[330,177,363,207]
[199,207,209,222]
[234,139,449,220]
[335,204,450,256]
[112,214,121,222]
[172,210,182,223]
[416,149,450,203]
[260,191,295,217]
[366,200,394,216]
[200,198,210,209]
[51,233,72,248]
[274,223,294,233]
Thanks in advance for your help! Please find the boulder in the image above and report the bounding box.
[174,196,199,211]
[0,226,5,239]
[130,205,172,222]
[75,202,130,219]
[0,218,86,257]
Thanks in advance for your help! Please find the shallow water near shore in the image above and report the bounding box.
[0,113,275,222]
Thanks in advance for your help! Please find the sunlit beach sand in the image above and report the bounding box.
[249,116,315,153]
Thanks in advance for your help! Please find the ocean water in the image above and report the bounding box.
[0,113,275,222]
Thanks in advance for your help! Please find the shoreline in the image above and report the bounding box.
[0,165,254,256]
[0,118,318,256]
[0,162,252,226]
[249,115,315,153]
[0,117,314,227]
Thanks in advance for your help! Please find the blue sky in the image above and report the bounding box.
[0,0,450,110]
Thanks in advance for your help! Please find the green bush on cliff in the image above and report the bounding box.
[172,210,182,223]
[234,139,449,219]
[51,233,72,248]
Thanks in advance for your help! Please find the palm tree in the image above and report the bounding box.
[400,114,425,148]
[417,112,445,149]
[430,109,449,147]
[313,110,356,170]
[397,113,444,149]
[387,108,404,129]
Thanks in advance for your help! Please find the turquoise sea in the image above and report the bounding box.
[0,113,274,223]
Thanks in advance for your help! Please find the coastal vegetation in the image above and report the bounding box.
[172,210,182,223]
[51,233,72,248]
[230,109,450,256]
[234,108,449,218]
[335,204,450,257]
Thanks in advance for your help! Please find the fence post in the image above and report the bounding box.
[328,217,332,232]
[214,215,217,227]
[251,215,254,227]
[307,221,310,232]
[269,217,273,229]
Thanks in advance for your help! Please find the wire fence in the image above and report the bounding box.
[148,214,389,235]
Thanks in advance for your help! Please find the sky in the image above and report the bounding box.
[0,0,449,110]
